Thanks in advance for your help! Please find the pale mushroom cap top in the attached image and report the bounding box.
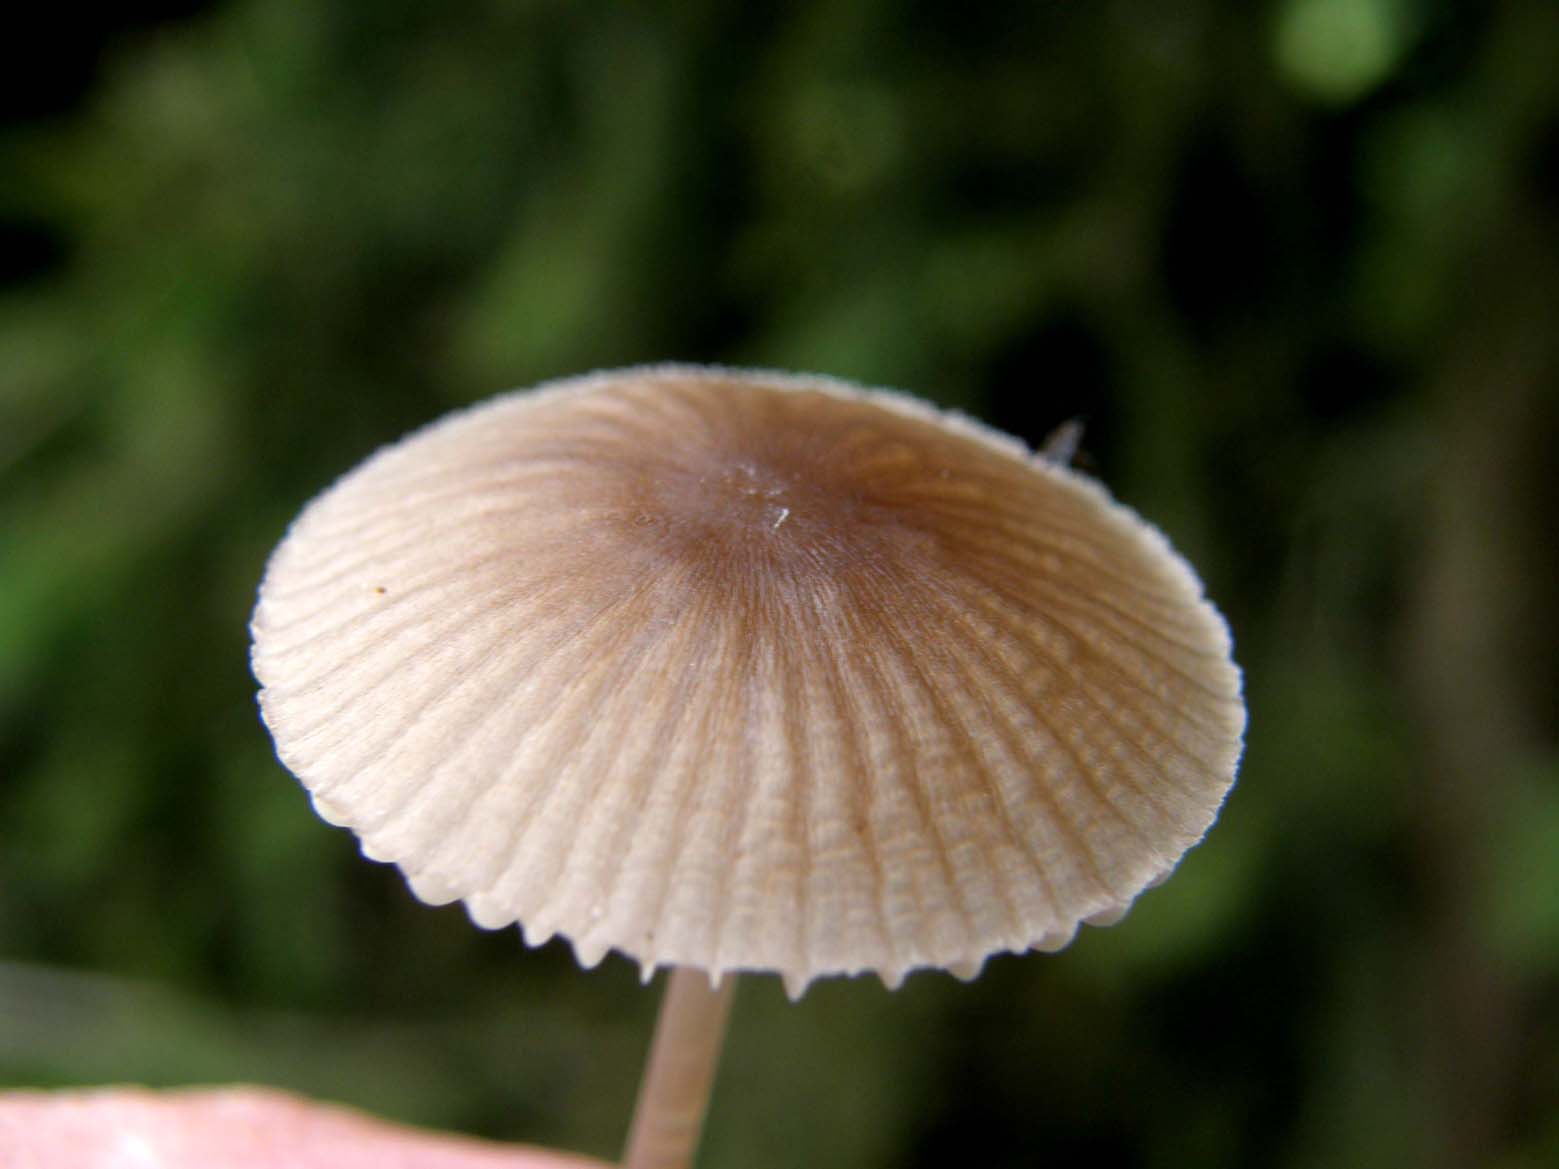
[251,365,1246,997]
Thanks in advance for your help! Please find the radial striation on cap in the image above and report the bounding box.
[251,366,1246,997]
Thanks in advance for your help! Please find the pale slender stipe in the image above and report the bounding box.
[623,969,737,1169]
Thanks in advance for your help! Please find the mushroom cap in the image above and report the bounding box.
[251,365,1245,997]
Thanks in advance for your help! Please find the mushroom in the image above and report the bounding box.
[251,365,1245,1169]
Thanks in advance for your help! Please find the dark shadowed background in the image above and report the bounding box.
[2,2,1556,1167]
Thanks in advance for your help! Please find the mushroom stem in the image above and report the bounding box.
[622,967,738,1169]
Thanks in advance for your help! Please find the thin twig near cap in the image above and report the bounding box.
[623,968,737,1169]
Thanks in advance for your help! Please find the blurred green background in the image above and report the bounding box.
[2,1,1556,1166]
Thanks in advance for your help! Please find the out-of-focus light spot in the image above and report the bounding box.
[1274,0,1417,106]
